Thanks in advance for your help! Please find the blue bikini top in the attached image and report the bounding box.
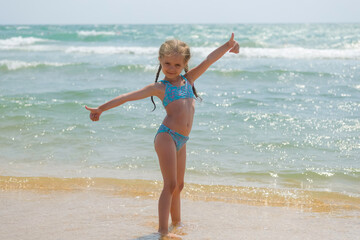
[159,74,196,107]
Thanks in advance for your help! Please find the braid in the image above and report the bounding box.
[151,65,162,111]
[184,64,201,100]
[156,65,162,82]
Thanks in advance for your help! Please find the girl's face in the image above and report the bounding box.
[159,54,186,81]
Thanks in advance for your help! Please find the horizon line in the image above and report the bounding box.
[1,21,359,26]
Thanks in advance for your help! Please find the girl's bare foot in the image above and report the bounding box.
[159,232,182,239]
[169,222,186,236]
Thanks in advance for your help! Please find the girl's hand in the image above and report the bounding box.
[228,33,240,54]
[85,106,103,121]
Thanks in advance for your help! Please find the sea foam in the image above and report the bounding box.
[77,31,119,36]
[0,37,51,46]
[0,60,75,71]
[1,38,359,60]
[65,46,158,55]
[192,47,360,59]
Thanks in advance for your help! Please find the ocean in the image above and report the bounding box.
[0,24,359,239]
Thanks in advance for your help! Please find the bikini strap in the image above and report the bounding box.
[180,74,187,81]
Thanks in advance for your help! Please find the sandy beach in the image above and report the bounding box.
[1,184,359,240]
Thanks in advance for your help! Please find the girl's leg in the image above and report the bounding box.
[170,144,186,225]
[154,133,177,235]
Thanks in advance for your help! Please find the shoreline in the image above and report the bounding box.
[1,175,359,214]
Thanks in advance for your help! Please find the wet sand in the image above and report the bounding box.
[1,190,358,240]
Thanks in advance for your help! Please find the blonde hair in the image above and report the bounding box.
[159,39,191,70]
[151,39,200,111]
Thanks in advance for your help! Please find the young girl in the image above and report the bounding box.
[85,33,239,238]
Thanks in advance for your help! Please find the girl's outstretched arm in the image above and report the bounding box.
[186,33,239,83]
[85,83,161,121]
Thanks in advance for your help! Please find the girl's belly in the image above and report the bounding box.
[162,99,195,136]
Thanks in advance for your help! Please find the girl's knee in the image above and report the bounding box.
[177,182,184,192]
[173,182,184,194]
[164,181,177,194]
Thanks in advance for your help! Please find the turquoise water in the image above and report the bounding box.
[0,24,359,197]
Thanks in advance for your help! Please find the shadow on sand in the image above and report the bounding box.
[132,233,161,240]
[132,232,183,240]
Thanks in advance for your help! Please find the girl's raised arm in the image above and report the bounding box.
[85,83,161,121]
[186,33,239,83]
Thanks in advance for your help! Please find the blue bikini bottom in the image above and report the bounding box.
[155,124,189,151]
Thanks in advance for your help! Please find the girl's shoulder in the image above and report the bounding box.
[138,82,165,99]
[152,81,166,92]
